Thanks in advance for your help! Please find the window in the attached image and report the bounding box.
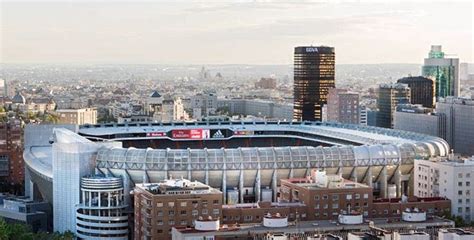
[322,195,328,200]
[363,193,369,199]
[332,195,339,201]
[459,199,463,204]
[346,194,352,200]
[324,204,328,209]
[192,210,198,216]
[213,209,219,215]
[458,207,463,213]
[180,220,187,226]
[315,195,320,200]
[157,202,163,207]
[180,210,187,216]
[168,202,175,207]
[213,200,219,205]
[157,211,163,217]
[169,220,175,225]
[355,194,360,199]
[467,182,471,187]
[202,209,208,215]
[315,204,320,209]
[458,190,463,196]
[244,215,252,221]
[467,173,471,178]
[157,220,163,225]
[467,190,471,196]
[459,182,463,187]
[180,202,187,207]
[332,203,339,209]
[168,210,175,216]
[363,202,368,207]
[467,199,470,204]
[459,173,463,178]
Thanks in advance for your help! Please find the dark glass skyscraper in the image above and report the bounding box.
[397,76,435,108]
[293,46,335,121]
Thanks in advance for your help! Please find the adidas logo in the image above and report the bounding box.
[212,130,224,138]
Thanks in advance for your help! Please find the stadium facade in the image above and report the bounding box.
[23,121,449,232]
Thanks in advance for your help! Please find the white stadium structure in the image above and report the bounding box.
[23,121,449,232]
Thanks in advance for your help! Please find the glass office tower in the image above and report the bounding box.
[422,45,459,98]
[293,46,335,121]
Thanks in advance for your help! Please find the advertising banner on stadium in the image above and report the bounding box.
[210,129,233,139]
[146,132,166,137]
[234,130,254,136]
[172,129,210,139]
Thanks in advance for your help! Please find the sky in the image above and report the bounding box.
[1,0,473,64]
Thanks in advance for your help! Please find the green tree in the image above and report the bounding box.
[0,219,11,240]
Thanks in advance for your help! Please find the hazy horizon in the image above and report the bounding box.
[1,1,473,65]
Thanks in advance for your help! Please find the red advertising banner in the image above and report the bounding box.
[172,129,210,139]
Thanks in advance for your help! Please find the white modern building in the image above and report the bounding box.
[414,159,474,222]
[52,128,102,233]
[76,176,128,239]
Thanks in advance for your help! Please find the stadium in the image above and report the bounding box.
[24,121,450,206]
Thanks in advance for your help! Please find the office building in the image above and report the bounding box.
[436,97,474,156]
[0,119,24,185]
[56,108,97,125]
[422,45,460,98]
[359,105,368,126]
[279,170,373,219]
[377,83,411,128]
[415,158,474,222]
[218,98,293,120]
[190,93,218,120]
[155,97,187,122]
[397,76,435,108]
[0,194,51,232]
[327,88,360,124]
[134,179,222,240]
[75,176,128,239]
[255,77,277,89]
[293,46,335,121]
[394,104,445,138]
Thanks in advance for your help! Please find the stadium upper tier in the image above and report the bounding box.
[24,121,449,203]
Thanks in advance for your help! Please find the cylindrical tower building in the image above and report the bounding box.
[76,176,129,239]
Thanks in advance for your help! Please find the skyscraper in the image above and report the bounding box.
[293,46,335,121]
[422,45,460,98]
[376,83,411,128]
[397,76,435,108]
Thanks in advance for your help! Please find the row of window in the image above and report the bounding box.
[314,193,369,201]
[156,199,219,208]
[155,209,220,217]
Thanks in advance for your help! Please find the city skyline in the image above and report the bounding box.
[1,1,473,64]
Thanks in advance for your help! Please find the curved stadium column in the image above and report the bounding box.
[76,176,129,240]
